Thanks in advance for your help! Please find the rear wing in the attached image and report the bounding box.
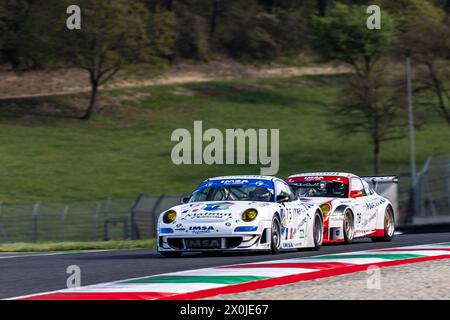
[361,175,398,186]
[361,176,399,221]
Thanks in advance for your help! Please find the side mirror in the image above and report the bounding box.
[181,196,190,204]
[350,190,363,198]
[276,194,290,203]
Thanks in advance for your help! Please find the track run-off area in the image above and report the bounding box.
[1,232,449,300]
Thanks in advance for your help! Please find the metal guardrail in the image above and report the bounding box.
[1,155,448,244]
[397,155,450,225]
[0,195,181,243]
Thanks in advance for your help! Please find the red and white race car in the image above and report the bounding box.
[286,172,397,244]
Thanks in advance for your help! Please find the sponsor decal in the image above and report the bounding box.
[361,212,377,227]
[203,202,235,211]
[196,178,275,193]
[303,176,325,181]
[220,179,249,185]
[364,197,386,210]
[299,230,305,239]
[175,224,186,231]
[282,242,294,248]
[189,226,215,233]
[184,211,233,220]
[297,217,308,228]
[185,238,221,249]
[356,212,362,225]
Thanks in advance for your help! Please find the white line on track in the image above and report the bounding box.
[0,249,114,259]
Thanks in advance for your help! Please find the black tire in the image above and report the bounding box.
[159,251,182,258]
[301,210,324,251]
[270,214,282,254]
[311,210,324,250]
[372,206,395,242]
[343,210,355,244]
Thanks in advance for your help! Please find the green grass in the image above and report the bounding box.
[0,74,449,203]
[0,239,156,252]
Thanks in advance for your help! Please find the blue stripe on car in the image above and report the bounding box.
[234,226,258,232]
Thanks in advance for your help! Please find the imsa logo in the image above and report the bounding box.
[186,239,221,249]
[189,226,215,233]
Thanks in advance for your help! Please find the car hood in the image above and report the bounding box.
[175,201,270,223]
[298,197,336,205]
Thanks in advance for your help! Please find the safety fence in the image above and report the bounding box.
[1,155,449,243]
[397,155,450,225]
[0,195,181,243]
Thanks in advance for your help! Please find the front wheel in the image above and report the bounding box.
[372,206,395,242]
[343,210,355,244]
[270,215,282,254]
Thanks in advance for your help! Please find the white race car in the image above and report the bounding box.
[157,175,324,257]
[286,172,397,244]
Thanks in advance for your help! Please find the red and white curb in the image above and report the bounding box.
[10,242,450,300]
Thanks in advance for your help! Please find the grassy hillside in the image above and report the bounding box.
[0,74,449,203]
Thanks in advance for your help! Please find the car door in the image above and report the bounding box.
[349,177,369,235]
[361,180,379,231]
[275,180,307,246]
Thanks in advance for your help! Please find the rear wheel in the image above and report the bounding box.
[311,211,323,250]
[372,206,395,242]
[270,215,282,254]
[159,251,182,258]
[343,210,354,244]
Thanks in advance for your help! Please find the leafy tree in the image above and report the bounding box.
[0,0,61,70]
[313,4,403,174]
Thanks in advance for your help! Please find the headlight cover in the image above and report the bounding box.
[320,203,331,217]
[163,210,177,224]
[242,208,258,222]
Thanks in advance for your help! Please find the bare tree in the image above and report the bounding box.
[313,4,404,174]
[400,0,450,126]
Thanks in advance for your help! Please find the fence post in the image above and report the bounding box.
[129,194,143,240]
[32,201,41,243]
[150,194,165,239]
[60,205,69,241]
[94,203,101,240]
[103,197,112,241]
[0,202,7,240]
[447,160,450,216]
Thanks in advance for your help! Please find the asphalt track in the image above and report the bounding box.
[1,232,449,299]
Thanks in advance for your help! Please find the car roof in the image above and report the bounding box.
[287,172,359,179]
[206,175,280,182]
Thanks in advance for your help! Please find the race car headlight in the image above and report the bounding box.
[163,210,177,224]
[242,208,258,222]
[320,203,331,217]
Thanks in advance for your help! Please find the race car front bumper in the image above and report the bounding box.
[158,231,271,252]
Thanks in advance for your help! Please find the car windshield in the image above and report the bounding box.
[289,181,348,198]
[188,179,275,203]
